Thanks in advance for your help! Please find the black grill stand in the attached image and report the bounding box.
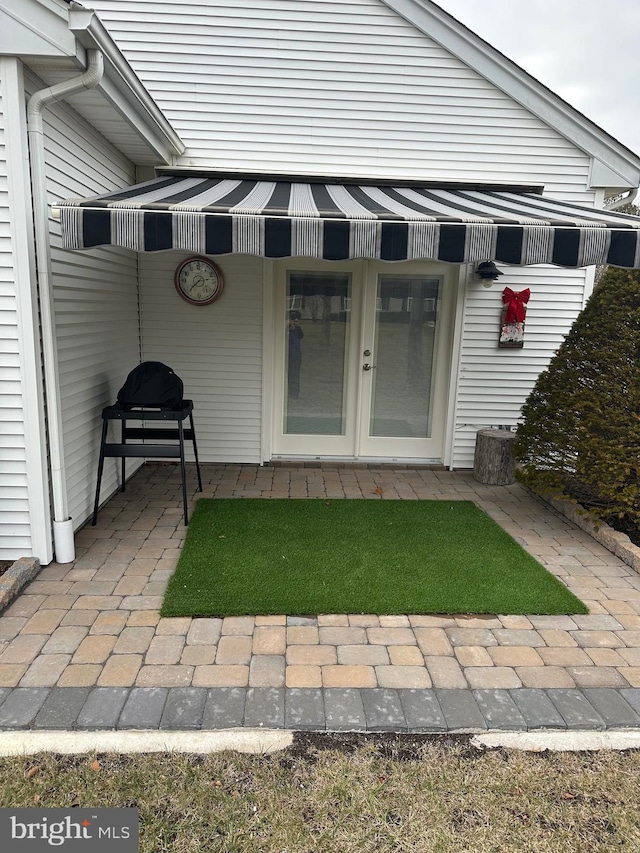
[92,400,203,527]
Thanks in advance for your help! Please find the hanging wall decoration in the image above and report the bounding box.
[499,287,530,348]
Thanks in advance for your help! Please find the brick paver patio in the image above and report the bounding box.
[1,462,639,731]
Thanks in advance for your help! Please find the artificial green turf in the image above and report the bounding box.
[160,499,588,617]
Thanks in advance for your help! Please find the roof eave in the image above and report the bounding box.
[68,7,185,165]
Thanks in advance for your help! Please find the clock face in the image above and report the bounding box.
[174,257,224,305]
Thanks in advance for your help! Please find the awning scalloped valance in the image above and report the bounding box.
[57,175,640,268]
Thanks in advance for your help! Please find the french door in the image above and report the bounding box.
[271,259,455,462]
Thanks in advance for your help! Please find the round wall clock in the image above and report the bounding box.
[174,256,224,305]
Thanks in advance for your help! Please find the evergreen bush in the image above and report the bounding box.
[514,266,640,533]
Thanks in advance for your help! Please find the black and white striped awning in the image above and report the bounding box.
[58,175,640,268]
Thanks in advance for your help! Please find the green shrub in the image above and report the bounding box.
[514,266,640,531]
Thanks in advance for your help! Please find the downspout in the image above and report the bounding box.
[26,49,104,563]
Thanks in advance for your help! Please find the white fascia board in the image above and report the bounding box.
[384,0,640,190]
[69,8,184,164]
[0,0,79,59]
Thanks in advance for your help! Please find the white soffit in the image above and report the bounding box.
[384,0,640,190]
[28,62,183,166]
[68,8,184,165]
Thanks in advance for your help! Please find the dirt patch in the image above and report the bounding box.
[0,560,13,578]
[288,731,483,763]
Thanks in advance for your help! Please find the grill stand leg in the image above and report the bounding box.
[190,412,203,492]
[121,419,126,493]
[92,418,109,526]
[179,418,188,525]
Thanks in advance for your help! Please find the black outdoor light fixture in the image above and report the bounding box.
[476,261,503,281]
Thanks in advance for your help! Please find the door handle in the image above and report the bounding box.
[363,363,375,371]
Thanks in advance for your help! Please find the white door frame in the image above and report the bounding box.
[355,259,456,461]
[265,258,459,464]
[270,258,364,458]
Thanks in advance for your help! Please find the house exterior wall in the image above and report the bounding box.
[24,69,144,531]
[0,58,51,561]
[451,265,592,468]
[0,62,34,558]
[90,0,593,193]
[86,0,598,467]
[139,252,264,463]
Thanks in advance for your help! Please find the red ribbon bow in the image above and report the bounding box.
[502,287,530,324]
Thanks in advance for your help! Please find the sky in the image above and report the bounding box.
[434,0,640,160]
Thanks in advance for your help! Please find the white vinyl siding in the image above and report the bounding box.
[89,0,592,194]
[139,252,264,463]
[0,59,48,560]
[24,69,144,529]
[451,265,588,468]
[0,77,31,557]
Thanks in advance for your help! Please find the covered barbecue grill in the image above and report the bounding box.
[92,363,202,526]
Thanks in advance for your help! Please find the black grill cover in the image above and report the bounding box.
[117,362,184,409]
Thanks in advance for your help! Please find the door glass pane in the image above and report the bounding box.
[369,276,440,438]
[285,272,351,435]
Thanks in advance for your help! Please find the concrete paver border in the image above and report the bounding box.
[543,492,640,573]
[0,685,639,734]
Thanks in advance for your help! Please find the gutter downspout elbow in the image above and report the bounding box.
[26,49,104,563]
[27,50,105,131]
